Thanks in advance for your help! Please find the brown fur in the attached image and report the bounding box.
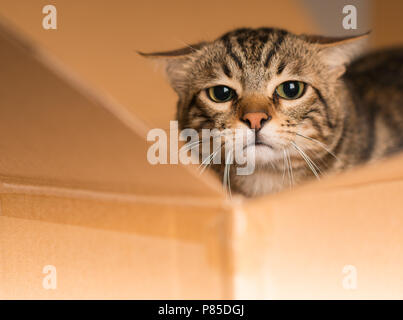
[141,28,403,197]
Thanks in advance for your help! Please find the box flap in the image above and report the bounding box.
[0,22,223,199]
[236,153,403,298]
[0,0,318,129]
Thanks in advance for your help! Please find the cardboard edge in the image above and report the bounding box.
[0,180,231,208]
[0,16,225,197]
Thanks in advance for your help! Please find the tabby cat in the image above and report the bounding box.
[142,28,403,197]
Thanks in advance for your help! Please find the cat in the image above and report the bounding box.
[141,28,403,197]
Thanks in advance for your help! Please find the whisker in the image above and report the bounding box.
[285,149,291,186]
[199,145,222,173]
[286,149,294,186]
[295,132,339,162]
[181,139,202,152]
[305,148,331,170]
[227,151,233,198]
[182,130,226,152]
[291,142,320,179]
[282,149,287,187]
[173,38,204,52]
[298,144,322,174]
[223,149,233,198]
[181,132,226,169]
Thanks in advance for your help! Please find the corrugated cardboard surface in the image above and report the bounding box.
[0,193,233,299]
[237,154,403,299]
[3,154,403,299]
[0,14,231,299]
[0,21,222,199]
[0,10,234,298]
[0,0,403,299]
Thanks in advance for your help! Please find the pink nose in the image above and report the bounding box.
[242,112,269,130]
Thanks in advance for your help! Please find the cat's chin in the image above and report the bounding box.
[245,143,283,165]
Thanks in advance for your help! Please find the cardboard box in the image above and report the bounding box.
[1,0,403,299]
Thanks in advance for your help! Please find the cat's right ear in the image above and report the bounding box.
[138,42,207,95]
[303,32,370,79]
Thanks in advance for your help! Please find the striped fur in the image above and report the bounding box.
[142,28,403,197]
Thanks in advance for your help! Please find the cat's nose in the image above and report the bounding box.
[242,112,271,130]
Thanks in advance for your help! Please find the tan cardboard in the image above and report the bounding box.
[0,0,403,299]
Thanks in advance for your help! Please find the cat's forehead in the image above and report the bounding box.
[193,28,313,89]
[218,27,287,59]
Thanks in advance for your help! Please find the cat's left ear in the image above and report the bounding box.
[138,42,207,94]
[304,32,370,79]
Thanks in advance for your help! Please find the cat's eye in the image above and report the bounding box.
[206,85,234,103]
[275,81,305,100]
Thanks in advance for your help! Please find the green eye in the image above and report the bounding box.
[206,85,234,103]
[276,81,305,100]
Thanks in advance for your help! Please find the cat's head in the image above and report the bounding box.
[141,28,368,169]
